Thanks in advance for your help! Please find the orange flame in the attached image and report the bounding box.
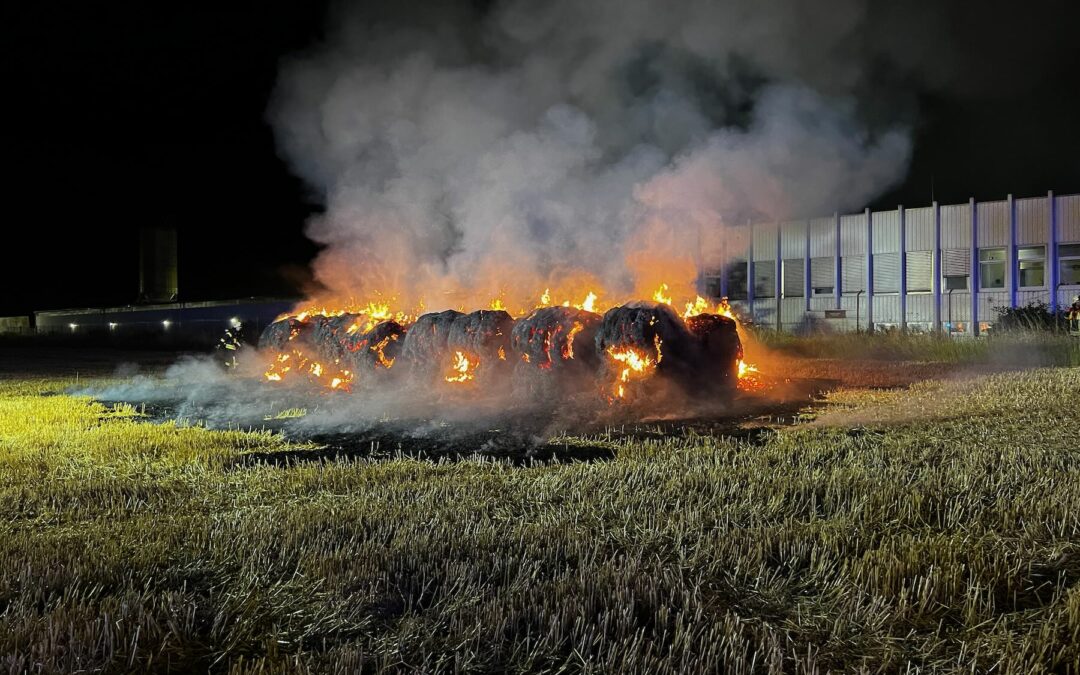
[445,351,477,383]
[606,346,656,400]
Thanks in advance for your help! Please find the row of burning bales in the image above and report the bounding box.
[259,296,751,402]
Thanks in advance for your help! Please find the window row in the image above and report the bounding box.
[727,244,1080,299]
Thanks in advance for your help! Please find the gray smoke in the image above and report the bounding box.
[269,0,912,308]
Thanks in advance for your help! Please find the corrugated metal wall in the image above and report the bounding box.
[731,191,1077,335]
[1017,196,1050,245]
[1059,194,1080,242]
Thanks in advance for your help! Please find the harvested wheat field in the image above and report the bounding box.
[1,359,1079,673]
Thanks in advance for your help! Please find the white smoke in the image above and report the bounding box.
[268,0,912,308]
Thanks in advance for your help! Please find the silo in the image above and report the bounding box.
[138,227,178,303]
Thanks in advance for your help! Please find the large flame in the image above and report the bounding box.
[606,345,657,401]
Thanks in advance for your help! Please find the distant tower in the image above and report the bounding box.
[138,227,178,303]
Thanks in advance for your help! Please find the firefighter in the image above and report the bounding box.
[1069,295,1080,336]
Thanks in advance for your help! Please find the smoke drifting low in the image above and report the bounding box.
[269,0,913,309]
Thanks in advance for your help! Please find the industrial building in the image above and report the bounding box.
[717,191,1080,334]
[33,298,296,343]
[26,226,296,345]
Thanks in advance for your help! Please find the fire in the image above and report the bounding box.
[653,283,672,305]
[445,351,477,383]
[264,285,762,395]
[263,347,355,392]
[371,335,398,369]
[606,346,657,400]
[563,322,584,360]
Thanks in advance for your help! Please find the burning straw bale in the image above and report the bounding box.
[511,306,601,371]
[258,314,406,382]
[258,316,316,352]
[596,302,742,397]
[400,309,514,384]
[399,309,464,367]
[685,313,742,391]
[350,320,406,372]
[447,310,515,361]
[308,314,368,362]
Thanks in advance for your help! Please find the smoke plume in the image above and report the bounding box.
[269,0,913,310]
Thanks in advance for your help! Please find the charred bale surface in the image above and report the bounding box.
[446,310,515,381]
[400,310,464,368]
[511,307,601,371]
[259,315,332,353]
[447,310,515,358]
[595,302,697,371]
[258,317,306,351]
[596,303,743,398]
[349,320,406,371]
[685,313,742,391]
[309,314,368,363]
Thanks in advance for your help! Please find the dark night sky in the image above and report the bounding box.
[4,1,1079,317]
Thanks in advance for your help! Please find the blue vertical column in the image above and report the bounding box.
[1048,190,1059,313]
[804,220,812,314]
[834,213,842,311]
[1008,194,1018,310]
[865,208,874,333]
[718,235,729,299]
[775,223,783,331]
[746,221,755,319]
[933,201,942,333]
[970,197,979,336]
[899,205,907,331]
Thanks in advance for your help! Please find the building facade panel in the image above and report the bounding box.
[780,221,806,259]
[779,298,805,331]
[940,203,972,249]
[906,294,934,326]
[942,291,971,327]
[752,223,778,261]
[905,207,935,251]
[839,213,867,256]
[809,217,836,258]
[1016,196,1050,246]
[871,209,900,253]
[872,295,901,326]
[978,291,1009,324]
[1059,194,1080,242]
[976,200,1009,247]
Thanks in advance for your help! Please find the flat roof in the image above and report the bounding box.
[34,297,298,318]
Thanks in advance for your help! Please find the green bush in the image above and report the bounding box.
[992,302,1068,331]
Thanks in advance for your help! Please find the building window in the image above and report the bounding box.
[1059,244,1080,286]
[1018,245,1045,288]
[906,250,932,293]
[944,275,968,291]
[753,261,775,298]
[942,248,970,292]
[979,248,1006,290]
[872,252,900,294]
[841,255,865,294]
[810,257,834,296]
[726,261,748,300]
[782,259,804,297]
